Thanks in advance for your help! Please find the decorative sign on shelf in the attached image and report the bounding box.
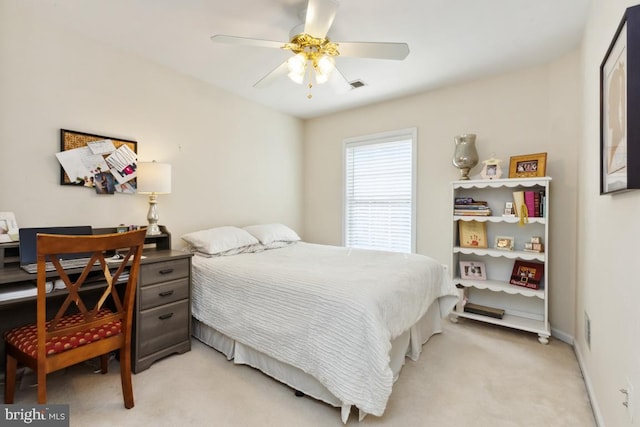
[509,260,544,290]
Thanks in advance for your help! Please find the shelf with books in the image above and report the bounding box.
[453,310,548,337]
[450,177,551,344]
[454,215,546,224]
[453,177,549,189]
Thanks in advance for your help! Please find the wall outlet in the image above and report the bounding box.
[584,311,591,349]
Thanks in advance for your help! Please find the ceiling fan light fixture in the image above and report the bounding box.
[313,54,334,85]
[287,53,307,74]
[315,71,329,84]
[315,54,335,75]
[288,70,306,84]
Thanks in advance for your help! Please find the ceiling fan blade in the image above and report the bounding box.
[304,0,339,39]
[253,61,290,88]
[328,67,352,95]
[337,41,410,60]
[211,35,285,50]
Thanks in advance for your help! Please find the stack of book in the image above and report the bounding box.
[454,197,491,216]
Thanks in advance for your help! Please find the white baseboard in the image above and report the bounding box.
[551,326,574,345]
[573,342,605,427]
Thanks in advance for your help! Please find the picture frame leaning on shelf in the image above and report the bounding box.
[458,220,488,248]
[495,235,515,250]
[460,261,487,280]
[0,212,18,243]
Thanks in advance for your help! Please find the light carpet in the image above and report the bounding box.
[3,319,596,426]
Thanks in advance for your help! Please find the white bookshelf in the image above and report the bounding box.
[449,177,551,344]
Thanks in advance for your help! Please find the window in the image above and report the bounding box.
[343,128,416,253]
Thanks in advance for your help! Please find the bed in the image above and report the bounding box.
[182,224,458,423]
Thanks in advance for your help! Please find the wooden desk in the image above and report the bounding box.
[0,227,192,375]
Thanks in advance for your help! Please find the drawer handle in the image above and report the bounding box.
[159,290,174,297]
[158,313,174,320]
[159,268,174,275]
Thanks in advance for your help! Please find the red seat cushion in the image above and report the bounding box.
[5,308,122,358]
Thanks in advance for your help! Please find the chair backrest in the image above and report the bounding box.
[35,229,147,355]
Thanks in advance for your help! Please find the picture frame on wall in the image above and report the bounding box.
[600,4,640,194]
[508,152,547,178]
[58,129,138,187]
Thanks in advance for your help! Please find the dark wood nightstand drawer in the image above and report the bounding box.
[138,300,189,358]
[140,258,189,286]
[139,278,189,310]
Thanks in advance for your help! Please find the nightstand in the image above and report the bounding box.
[98,226,192,373]
[132,250,192,373]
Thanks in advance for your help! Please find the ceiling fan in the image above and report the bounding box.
[210,0,410,98]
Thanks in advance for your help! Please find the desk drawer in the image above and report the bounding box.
[139,278,189,310]
[138,300,189,358]
[140,259,189,286]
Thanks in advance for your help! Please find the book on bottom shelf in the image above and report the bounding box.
[463,302,505,319]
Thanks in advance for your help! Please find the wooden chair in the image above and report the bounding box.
[4,228,146,408]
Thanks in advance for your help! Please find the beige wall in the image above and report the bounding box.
[577,1,640,425]
[5,1,635,425]
[0,2,304,243]
[303,53,581,340]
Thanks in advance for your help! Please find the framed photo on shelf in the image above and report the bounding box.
[458,220,488,248]
[600,4,640,194]
[460,261,487,280]
[0,212,19,243]
[495,235,515,251]
[503,201,515,216]
[509,260,544,289]
[508,152,547,178]
[480,157,503,180]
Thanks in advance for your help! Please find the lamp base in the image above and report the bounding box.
[146,224,162,236]
[146,193,162,236]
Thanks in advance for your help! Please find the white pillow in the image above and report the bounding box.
[243,223,301,246]
[181,226,259,255]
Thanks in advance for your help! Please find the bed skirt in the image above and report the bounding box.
[192,300,443,423]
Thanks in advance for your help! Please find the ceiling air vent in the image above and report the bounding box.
[349,80,366,89]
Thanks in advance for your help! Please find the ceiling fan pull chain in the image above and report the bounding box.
[307,66,313,99]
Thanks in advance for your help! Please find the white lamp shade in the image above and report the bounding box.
[137,162,172,194]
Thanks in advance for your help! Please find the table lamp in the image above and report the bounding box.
[137,161,172,236]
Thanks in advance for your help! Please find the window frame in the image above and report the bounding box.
[342,127,417,253]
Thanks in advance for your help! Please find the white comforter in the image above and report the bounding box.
[191,242,458,417]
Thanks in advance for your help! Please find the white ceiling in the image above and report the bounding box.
[36,0,590,119]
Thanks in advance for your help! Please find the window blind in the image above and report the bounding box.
[344,135,415,253]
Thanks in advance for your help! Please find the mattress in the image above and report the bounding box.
[191,242,458,421]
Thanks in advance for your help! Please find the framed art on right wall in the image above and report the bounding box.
[600,4,640,194]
